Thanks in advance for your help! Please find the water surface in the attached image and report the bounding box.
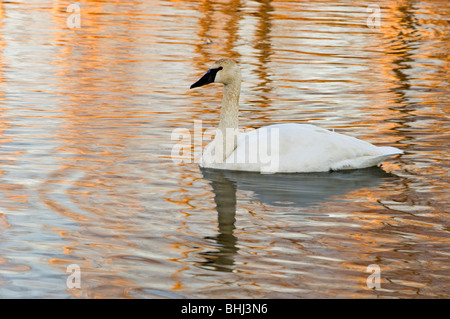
[0,0,448,298]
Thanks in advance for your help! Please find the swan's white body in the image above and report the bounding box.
[190,58,402,174]
[200,123,402,173]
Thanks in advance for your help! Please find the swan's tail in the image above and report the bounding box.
[331,146,403,171]
[378,146,404,156]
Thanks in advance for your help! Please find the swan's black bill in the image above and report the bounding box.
[190,67,223,89]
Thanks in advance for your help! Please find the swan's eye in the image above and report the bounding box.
[211,66,223,72]
[210,67,223,77]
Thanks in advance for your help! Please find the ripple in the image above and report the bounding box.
[0,0,448,298]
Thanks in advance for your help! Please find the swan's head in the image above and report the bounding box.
[190,58,241,89]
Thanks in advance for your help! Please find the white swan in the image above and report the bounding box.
[190,58,402,174]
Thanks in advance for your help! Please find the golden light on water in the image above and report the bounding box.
[0,0,448,298]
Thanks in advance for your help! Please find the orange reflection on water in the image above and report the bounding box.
[0,0,448,298]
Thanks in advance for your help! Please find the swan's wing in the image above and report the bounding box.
[330,145,403,171]
[200,124,402,173]
[231,124,402,173]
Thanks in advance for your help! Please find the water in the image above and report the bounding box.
[0,0,448,298]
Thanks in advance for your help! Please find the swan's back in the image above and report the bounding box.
[200,123,402,173]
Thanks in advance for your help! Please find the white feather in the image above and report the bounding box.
[200,124,402,173]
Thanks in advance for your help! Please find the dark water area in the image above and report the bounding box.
[0,0,448,298]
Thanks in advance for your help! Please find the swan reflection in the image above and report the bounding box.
[197,167,396,272]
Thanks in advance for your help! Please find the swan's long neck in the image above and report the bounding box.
[216,80,241,161]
